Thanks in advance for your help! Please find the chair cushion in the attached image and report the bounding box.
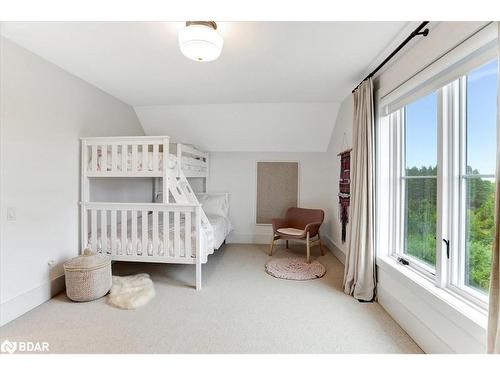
[276,227,305,237]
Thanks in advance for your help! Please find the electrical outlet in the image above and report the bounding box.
[47,259,55,267]
[7,207,16,221]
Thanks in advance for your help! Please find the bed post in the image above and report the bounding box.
[80,139,89,253]
[163,138,169,204]
[177,143,182,179]
[195,204,202,290]
[204,151,209,192]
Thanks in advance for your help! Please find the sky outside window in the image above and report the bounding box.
[405,92,437,174]
[466,59,498,175]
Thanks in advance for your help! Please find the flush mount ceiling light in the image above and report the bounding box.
[178,21,223,62]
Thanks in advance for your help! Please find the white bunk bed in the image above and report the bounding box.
[80,136,228,290]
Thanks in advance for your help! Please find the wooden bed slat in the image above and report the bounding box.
[163,211,169,257]
[152,210,158,256]
[121,210,127,255]
[101,145,107,173]
[91,209,97,252]
[121,144,128,172]
[131,144,138,173]
[101,209,107,253]
[142,144,148,172]
[174,211,180,258]
[142,210,148,256]
[131,210,137,255]
[111,145,118,172]
[91,145,98,172]
[111,210,117,255]
[185,211,191,258]
[152,144,159,172]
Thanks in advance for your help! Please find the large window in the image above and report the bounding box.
[382,57,498,307]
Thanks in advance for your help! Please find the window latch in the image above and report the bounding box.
[397,257,409,266]
[443,239,450,259]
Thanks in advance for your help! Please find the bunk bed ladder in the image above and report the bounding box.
[169,172,213,232]
[180,174,212,228]
[169,175,190,204]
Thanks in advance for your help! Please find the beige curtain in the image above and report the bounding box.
[343,78,376,301]
[487,24,500,354]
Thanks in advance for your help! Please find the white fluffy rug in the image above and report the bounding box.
[265,257,326,280]
[108,273,155,309]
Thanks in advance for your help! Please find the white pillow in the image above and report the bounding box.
[199,194,228,218]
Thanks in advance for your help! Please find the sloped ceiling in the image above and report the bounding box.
[135,102,341,152]
[1,21,407,152]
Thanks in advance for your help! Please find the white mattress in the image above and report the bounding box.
[88,213,230,259]
[89,151,205,173]
[207,214,232,250]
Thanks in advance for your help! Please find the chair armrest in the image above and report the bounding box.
[304,221,323,237]
[272,218,288,233]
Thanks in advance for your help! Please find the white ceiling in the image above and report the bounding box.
[1,22,408,106]
[136,102,341,152]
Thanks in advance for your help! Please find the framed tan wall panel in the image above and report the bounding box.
[256,161,299,225]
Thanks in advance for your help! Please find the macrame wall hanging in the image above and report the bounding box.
[338,133,351,243]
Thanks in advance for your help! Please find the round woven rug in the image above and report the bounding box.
[265,257,326,280]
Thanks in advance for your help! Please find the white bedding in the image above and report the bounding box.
[88,213,230,259]
[89,151,205,173]
[207,214,232,250]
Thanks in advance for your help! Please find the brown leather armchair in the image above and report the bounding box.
[270,207,325,263]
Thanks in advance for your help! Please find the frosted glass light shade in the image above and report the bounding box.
[178,23,223,62]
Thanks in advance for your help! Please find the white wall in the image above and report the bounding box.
[207,152,334,245]
[90,179,153,203]
[323,95,354,263]
[0,38,145,325]
[135,103,340,152]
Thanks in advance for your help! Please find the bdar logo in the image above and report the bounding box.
[1,339,17,354]
[1,339,49,353]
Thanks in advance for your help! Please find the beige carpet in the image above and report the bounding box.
[0,244,422,354]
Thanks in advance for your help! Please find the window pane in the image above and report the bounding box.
[405,92,438,176]
[466,59,498,175]
[465,179,495,293]
[463,59,498,294]
[404,178,437,266]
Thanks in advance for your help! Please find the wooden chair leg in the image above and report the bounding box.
[306,232,310,263]
[318,234,325,256]
[286,240,289,249]
[269,237,275,256]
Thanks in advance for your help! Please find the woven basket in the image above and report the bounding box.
[64,249,112,302]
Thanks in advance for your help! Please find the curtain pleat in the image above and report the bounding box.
[343,78,376,301]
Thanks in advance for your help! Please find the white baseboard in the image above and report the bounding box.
[227,231,347,266]
[0,275,65,327]
[322,235,346,265]
[227,232,271,244]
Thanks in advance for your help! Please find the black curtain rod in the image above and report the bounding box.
[352,21,430,93]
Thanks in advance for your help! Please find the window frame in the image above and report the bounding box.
[390,100,440,282]
[449,74,495,310]
[382,57,497,311]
